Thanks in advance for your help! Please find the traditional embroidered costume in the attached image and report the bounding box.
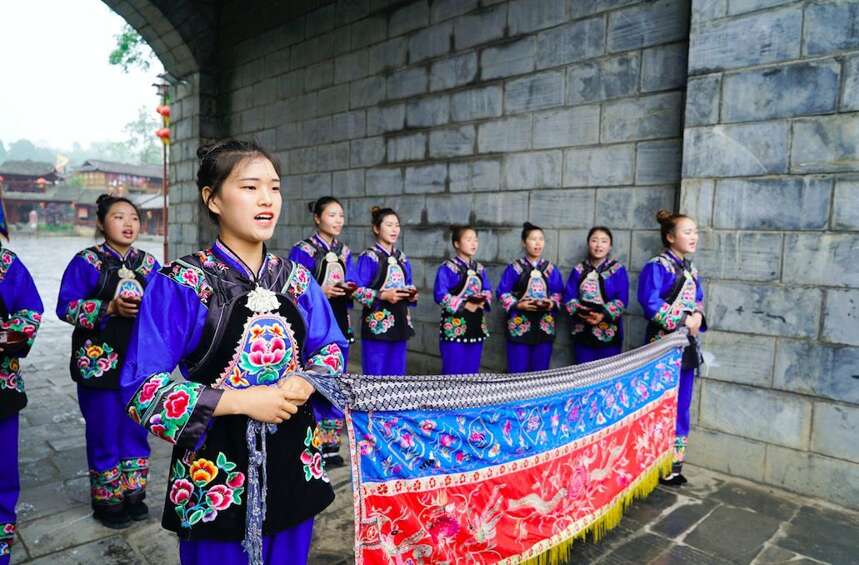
[432,256,493,374]
[637,249,707,477]
[120,240,346,565]
[0,248,43,565]
[564,257,629,363]
[351,243,415,376]
[496,257,563,373]
[288,233,353,464]
[56,244,159,520]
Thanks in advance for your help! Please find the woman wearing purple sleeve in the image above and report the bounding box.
[496,222,564,373]
[637,209,707,487]
[433,225,493,375]
[564,227,629,364]
[56,195,160,529]
[349,206,417,376]
[288,196,354,467]
[0,247,43,565]
[120,140,346,565]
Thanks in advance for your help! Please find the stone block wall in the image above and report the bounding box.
[681,1,859,508]
[216,0,691,373]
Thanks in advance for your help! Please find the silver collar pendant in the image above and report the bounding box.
[247,285,279,314]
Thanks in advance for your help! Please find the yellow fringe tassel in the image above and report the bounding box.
[519,451,674,565]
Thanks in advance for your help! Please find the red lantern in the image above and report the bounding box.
[156,105,171,118]
[155,128,171,145]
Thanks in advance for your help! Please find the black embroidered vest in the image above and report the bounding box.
[438,259,488,343]
[507,259,556,345]
[70,246,153,389]
[570,260,622,347]
[161,251,334,541]
[360,248,414,342]
[301,237,353,343]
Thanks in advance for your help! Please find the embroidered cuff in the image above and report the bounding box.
[354,287,377,308]
[603,299,624,321]
[482,290,493,311]
[2,309,42,353]
[565,298,581,316]
[64,299,106,330]
[441,293,463,314]
[305,343,344,376]
[499,292,517,312]
[653,302,683,331]
[127,373,223,448]
[550,292,562,311]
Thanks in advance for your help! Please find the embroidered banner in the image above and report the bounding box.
[307,332,687,564]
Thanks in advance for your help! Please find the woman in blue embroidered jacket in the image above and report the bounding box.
[0,246,43,565]
[433,225,493,375]
[564,227,629,364]
[496,222,563,373]
[288,196,353,467]
[119,141,346,565]
[56,195,160,528]
[349,206,417,376]
[637,209,706,487]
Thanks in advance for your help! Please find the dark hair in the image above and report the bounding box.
[96,194,139,238]
[449,224,477,245]
[307,196,342,217]
[370,206,398,229]
[521,221,543,242]
[196,139,281,223]
[587,226,613,245]
[656,209,693,247]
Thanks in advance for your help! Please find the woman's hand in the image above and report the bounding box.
[277,375,315,405]
[464,301,481,313]
[585,311,605,326]
[322,284,346,299]
[110,296,140,318]
[216,386,299,424]
[685,312,703,336]
[517,298,537,311]
[380,289,408,303]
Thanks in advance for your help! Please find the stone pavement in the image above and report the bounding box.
[7,236,859,564]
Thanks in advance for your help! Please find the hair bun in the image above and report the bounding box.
[655,209,673,224]
[196,144,214,159]
[522,221,536,230]
[96,194,110,205]
[370,206,381,215]
[307,201,315,214]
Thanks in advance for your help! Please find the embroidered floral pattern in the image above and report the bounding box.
[1,522,15,557]
[306,343,344,375]
[90,465,124,505]
[2,309,40,347]
[499,292,517,312]
[652,275,697,332]
[604,299,624,321]
[316,418,345,453]
[170,452,246,527]
[565,298,581,316]
[366,309,396,335]
[0,249,16,281]
[194,249,229,272]
[166,262,213,304]
[128,373,204,444]
[441,293,464,314]
[120,457,150,493]
[75,339,119,380]
[0,357,23,393]
[298,241,316,256]
[79,249,103,271]
[507,315,530,337]
[238,321,294,385]
[442,316,467,340]
[354,287,377,307]
[284,262,311,302]
[64,298,103,329]
[300,427,329,482]
[136,253,157,277]
[592,322,617,343]
[539,313,556,335]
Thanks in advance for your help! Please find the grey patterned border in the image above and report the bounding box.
[305,331,688,412]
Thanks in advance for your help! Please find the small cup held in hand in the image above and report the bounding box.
[338,281,358,298]
[0,330,28,353]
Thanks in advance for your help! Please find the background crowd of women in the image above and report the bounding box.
[0,139,705,565]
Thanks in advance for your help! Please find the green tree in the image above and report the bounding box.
[0,140,6,163]
[109,24,154,73]
[123,106,161,165]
